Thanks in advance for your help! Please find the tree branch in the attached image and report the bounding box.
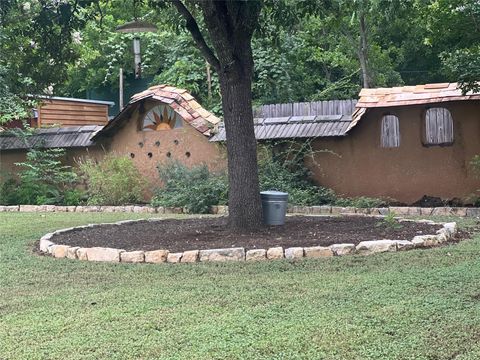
[170,0,220,71]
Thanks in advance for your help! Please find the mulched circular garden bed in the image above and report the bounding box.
[54,215,448,252]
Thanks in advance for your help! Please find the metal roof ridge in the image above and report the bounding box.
[35,95,115,106]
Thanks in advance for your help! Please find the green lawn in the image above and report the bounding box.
[1,212,479,360]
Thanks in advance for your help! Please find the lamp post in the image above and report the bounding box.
[116,20,157,79]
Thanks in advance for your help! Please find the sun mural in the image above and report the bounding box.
[142,104,183,131]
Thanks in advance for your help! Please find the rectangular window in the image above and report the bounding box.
[381,114,400,148]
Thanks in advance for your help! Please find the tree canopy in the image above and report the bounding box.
[1,0,479,123]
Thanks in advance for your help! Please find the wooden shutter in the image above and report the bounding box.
[424,108,454,145]
[381,114,400,148]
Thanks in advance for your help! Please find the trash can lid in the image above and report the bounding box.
[260,190,288,200]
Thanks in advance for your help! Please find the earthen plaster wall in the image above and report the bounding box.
[0,147,106,181]
[101,100,226,192]
[308,101,480,203]
[1,100,225,200]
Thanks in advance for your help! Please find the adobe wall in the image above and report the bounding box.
[0,100,225,200]
[103,99,226,192]
[308,101,480,204]
[0,147,106,181]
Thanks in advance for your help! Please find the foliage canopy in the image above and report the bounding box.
[1,0,479,122]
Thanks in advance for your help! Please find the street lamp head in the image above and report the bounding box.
[115,20,158,34]
[116,20,157,79]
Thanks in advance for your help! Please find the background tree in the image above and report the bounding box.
[422,0,480,92]
[0,0,95,123]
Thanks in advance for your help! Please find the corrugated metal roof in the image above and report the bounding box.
[0,126,103,150]
[210,115,352,142]
[36,96,115,106]
[254,99,357,117]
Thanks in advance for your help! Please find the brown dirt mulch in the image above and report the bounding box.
[52,215,454,252]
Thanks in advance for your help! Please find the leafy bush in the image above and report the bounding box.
[151,161,228,214]
[462,192,480,206]
[63,189,85,206]
[150,142,388,211]
[334,196,387,208]
[79,154,144,205]
[0,177,21,205]
[257,141,337,206]
[258,159,336,205]
[0,148,80,205]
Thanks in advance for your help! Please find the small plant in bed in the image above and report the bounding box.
[376,211,403,230]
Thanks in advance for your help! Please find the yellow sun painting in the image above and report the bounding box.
[143,104,183,131]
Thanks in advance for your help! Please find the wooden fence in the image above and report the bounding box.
[253,99,357,118]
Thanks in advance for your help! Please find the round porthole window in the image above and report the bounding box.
[166,152,171,158]
[185,152,191,158]
[174,139,179,145]
[147,152,153,158]
[130,153,135,159]
[155,141,160,147]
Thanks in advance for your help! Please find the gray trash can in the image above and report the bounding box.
[260,190,288,225]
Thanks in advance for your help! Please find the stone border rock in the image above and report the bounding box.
[38,216,459,264]
[2,204,479,217]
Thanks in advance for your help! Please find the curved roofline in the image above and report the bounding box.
[92,85,221,140]
[346,81,480,133]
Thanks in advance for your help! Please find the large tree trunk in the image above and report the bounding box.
[218,54,263,231]
[170,0,264,231]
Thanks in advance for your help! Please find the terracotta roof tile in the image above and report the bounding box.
[424,82,450,89]
[356,82,480,108]
[182,93,194,101]
[151,95,175,104]
[196,107,213,119]
[97,85,220,138]
[189,100,202,110]
[346,81,480,134]
[190,118,210,133]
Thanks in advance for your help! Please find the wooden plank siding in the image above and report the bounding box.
[37,99,109,127]
[380,114,400,148]
[254,99,357,118]
[424,107,454,145]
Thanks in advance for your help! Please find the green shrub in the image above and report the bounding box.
[334,196,387,208]
[63,189,85,206]
[0,177,21,205]
[258,159,336,205]
[1,148,80,205]
[462,192,480,206]
[79,154,144,205]
[257,142,336,206]
[151,161,228,214]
